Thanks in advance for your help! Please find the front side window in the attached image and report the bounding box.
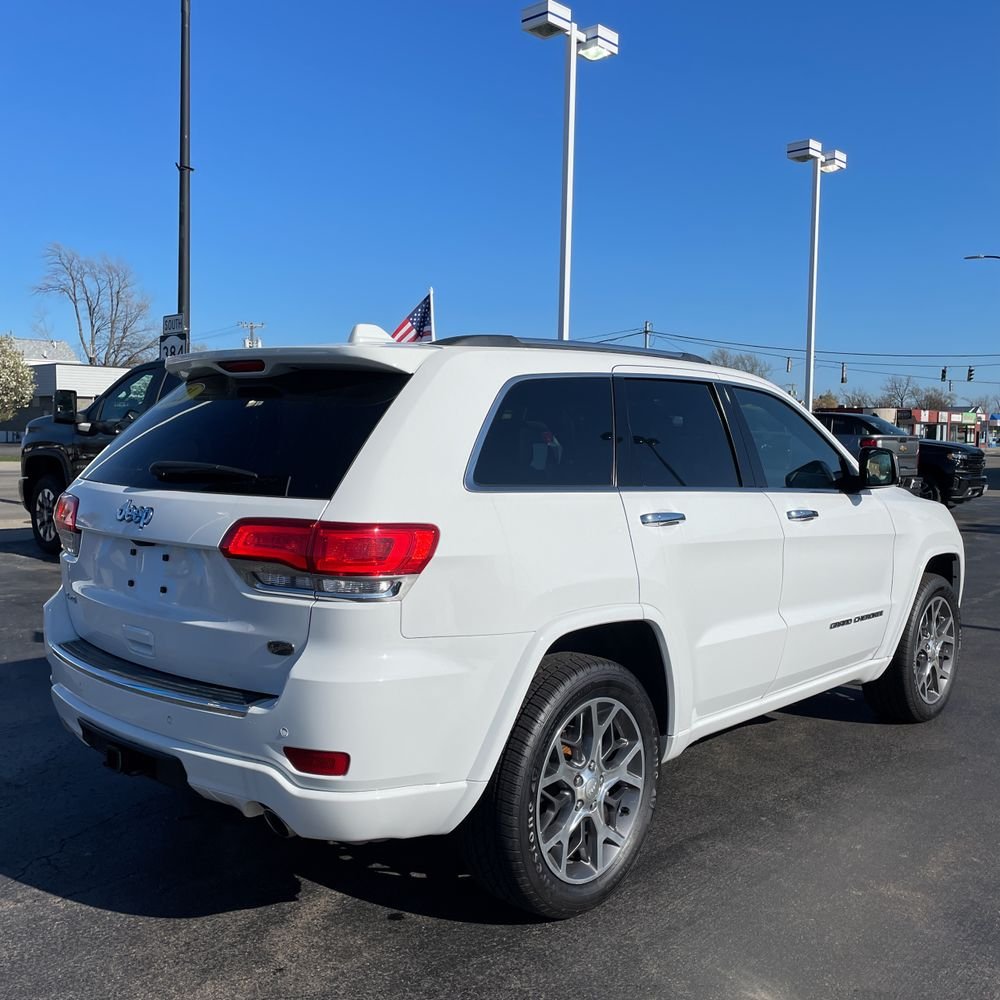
[617,378,739,488]
[734,387,847,490]
[472,377,613,488]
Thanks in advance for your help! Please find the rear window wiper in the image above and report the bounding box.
[149,461,260,484]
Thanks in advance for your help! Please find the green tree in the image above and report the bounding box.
[0,334,36,421]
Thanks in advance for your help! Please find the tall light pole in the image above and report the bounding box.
[786,139,847,410]
[177,0,192,351]
[522,2,619,340]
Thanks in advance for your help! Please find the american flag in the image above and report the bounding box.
[391,294,433,343]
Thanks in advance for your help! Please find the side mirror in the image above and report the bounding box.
[858,446,899,489]
[53,389,78,424]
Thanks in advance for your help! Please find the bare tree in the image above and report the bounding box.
[813,389,840,409]
[965,394,993,413]
[913,386,955,410]
[34,243,156,366]
[709,349,771,379]
[842,388,874,408]
[876,375,916,408]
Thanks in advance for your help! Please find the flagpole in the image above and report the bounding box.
[428,286,436,342]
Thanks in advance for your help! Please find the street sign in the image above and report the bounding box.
[159,334,186,360]
[162,313,186,336]
[161,313,188,360]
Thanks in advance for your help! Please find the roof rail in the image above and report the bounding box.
[433,335,707,364]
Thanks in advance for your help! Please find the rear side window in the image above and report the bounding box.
[85,369,409,499]
[617,378,739,488]
[472,376,613,488]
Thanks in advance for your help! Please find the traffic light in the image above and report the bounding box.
[940,367,947,382]
[786,356,792,373]
[840,362,847,384]
[968,366,975,382]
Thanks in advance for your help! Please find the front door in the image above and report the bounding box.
[729,386,894,690]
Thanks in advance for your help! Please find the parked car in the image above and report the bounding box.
[814,409,988,505]
[19,361,181,553]
[45,337,963,918]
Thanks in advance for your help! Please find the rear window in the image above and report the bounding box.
[864,413,905,436]
[85,368,409,499]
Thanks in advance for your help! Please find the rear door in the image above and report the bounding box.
[67,364,410,694]
[614,372,786,721]
[729,387,894,689]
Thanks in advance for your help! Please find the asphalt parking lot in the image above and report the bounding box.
[2,460,999,1000]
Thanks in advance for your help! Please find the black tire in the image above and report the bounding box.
[30,474,64,555]
[463,652,660,919]
[919,477,943,504]
[863,573,960,723]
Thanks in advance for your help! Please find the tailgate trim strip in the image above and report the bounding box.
[51,638,275,718]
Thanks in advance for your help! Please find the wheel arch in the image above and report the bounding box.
[23,451,71,502]
[546,621,672,739]
[466,607,678,788]
[924,552,961,596]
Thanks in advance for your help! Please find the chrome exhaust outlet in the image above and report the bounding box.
[263,808,296,839]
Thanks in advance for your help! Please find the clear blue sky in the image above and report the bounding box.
[2,0,999,401]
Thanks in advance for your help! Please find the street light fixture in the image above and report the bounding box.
[786,138,848,411]
[964,254,1000,261]
[522,2,619,340]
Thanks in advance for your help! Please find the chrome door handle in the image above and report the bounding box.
[640,512,686,527]
[786,509,819,522]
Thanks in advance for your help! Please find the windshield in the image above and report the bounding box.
[85,368,409,499]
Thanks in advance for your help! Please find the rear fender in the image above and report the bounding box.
[465,604,681,786]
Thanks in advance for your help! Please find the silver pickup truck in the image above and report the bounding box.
[814,411,921,490]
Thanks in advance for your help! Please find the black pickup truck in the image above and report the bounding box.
[814,409,988,506]
[19,361,181,552]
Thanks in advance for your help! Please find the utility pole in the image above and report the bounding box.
[643,320,652,350]
[238,320,265,348]
[177,0,192,350]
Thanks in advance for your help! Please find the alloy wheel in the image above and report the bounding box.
[914,595,956,705]
[535,697,645,884]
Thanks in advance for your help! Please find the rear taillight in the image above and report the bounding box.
[54,493,80,554]
[859,437,879,449]
[219,520,439,599]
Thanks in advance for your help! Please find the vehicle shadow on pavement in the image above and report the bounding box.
[777,685,881,725]
[0,527,57,561]
[953,522,1000,535]
[0,662,531,925]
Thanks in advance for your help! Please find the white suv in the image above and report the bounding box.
[46,335,964,918]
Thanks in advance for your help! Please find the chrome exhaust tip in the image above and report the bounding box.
[262,808,296,839]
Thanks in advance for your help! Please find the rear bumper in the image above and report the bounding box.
[45,588,526,842]
[51,681,477,841]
